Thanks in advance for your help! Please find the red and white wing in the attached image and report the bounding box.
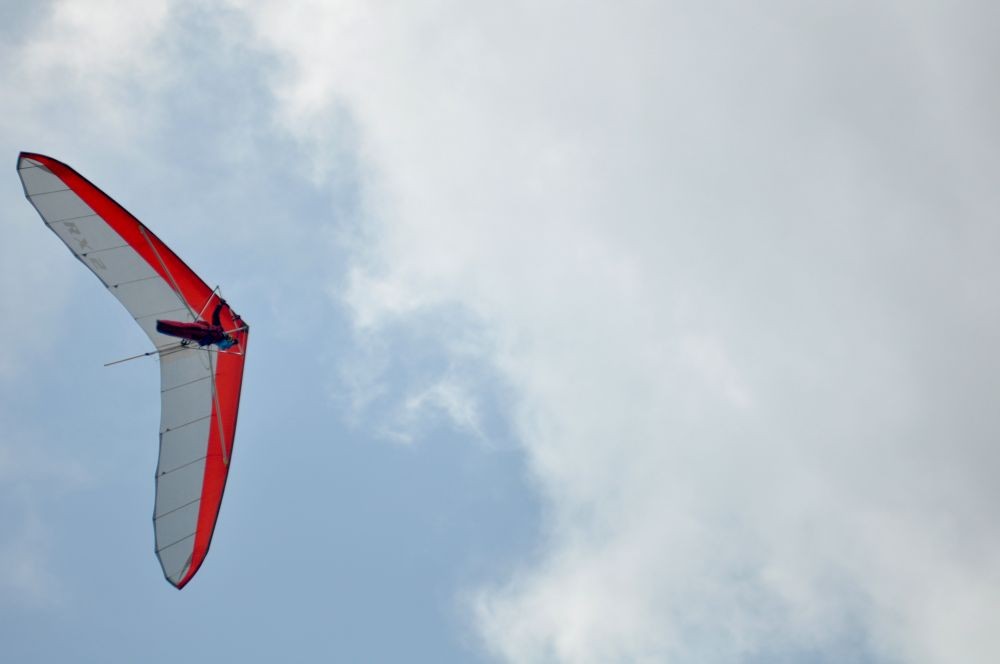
[17,152,248,588]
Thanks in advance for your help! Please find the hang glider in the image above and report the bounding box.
[16,152,249,589]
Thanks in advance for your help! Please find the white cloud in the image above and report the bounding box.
[0,439,92,607]
[404,376,484,438]
[0,509,64,609]
[4,0,998,660]
[231,1,1000,661]
[0,0,173,151]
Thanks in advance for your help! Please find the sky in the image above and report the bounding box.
[1,1,999,662]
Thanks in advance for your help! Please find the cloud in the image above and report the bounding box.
[229,1,1000,661]
[4,0,999,660]
[0,0,174,150]
[403,376,484,438]
[0,439,92,608]
[0,513,62,608]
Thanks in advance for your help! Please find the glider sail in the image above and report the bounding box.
[16,152,248,588]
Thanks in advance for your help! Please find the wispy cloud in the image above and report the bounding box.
[234,1,1000,661]
[5,1,1000,661]
[0,439,92,608]
[0,512,63,608]
[0,0,173,151]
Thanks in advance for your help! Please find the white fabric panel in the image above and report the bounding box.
[82,245,159,288]
[154,501,201,558]
[155,454,208,514]
[49,216,122,253]
[154,348,215,584]
[155,455,208,510]
[18,159,64,195]
[27,188,93,223]
[158,350,214,470]
[158,541,194,585]
[154,455,206,583]
[114,278,194,348]
[154,510,198,585]
[113,277,185,320]
[161,347,214,390]
[160,380,213,440]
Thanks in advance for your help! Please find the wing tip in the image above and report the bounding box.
[160,547,208,590]
[16,151,54,174]
[17,151,37,167]
[163,561,196,590]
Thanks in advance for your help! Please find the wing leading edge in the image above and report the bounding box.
[17,152,248,588]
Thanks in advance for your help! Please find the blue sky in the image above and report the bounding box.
[3,2,1000,663]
